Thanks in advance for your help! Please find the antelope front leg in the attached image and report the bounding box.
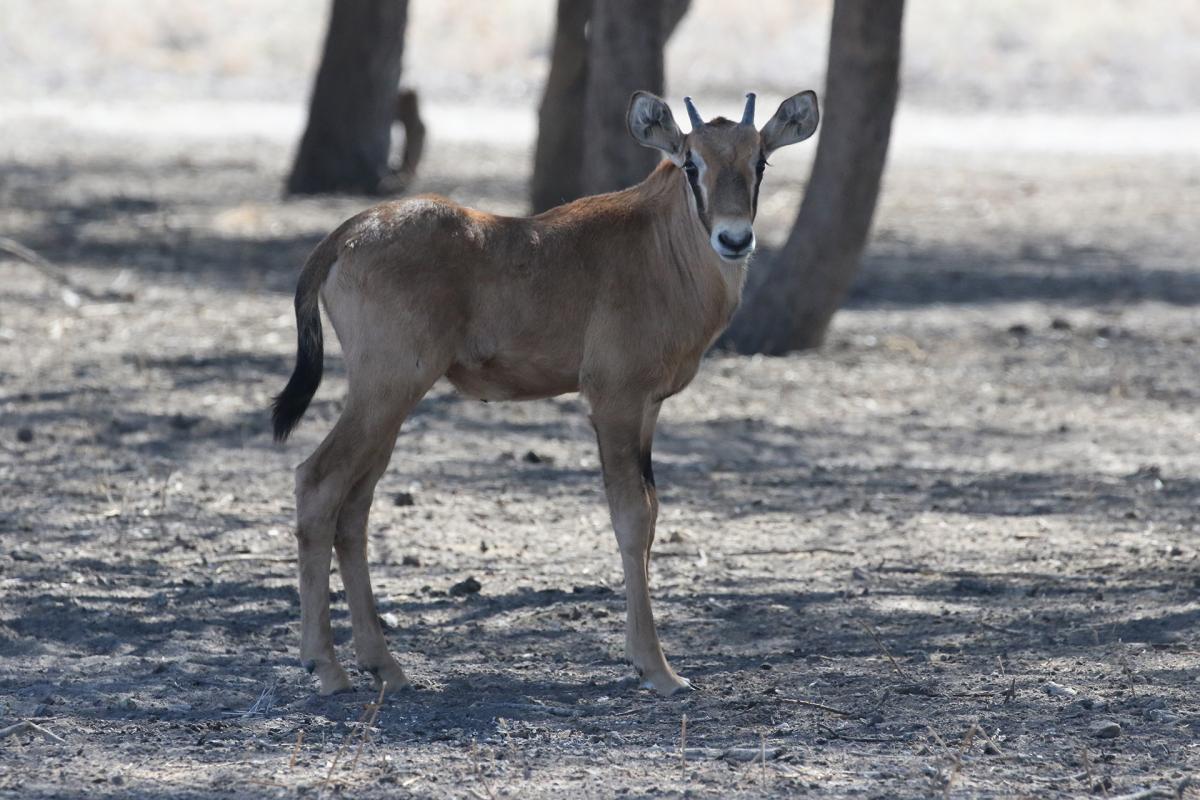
[591,401,692,696]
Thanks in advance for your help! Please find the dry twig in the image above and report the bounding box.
[349,682,388,773]
[289,730,305,769]
[1081,747,1109,798]
[679,714,687,771]
[856,619,912,681]
[0,720,67,744]
[942,722,979,799]
[0,235,132,304]
[778,697,855,717]
[818,723,901,743]
[319,681,387,797]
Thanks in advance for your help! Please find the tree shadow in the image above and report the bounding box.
[6,155,1199,308]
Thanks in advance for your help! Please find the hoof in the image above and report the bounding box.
[362,660,411,693]
[638,671,695,697]
[314,664,353,696]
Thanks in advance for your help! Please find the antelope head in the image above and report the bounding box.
[627,90,819,261]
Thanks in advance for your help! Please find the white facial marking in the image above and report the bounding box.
[691,150,708,210]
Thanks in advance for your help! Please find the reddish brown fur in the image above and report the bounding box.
[277,91,818,697]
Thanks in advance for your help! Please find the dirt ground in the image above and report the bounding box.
[2,111,1198,799]
[3,14,1200,791]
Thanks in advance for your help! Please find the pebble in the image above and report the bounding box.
[1043,681,1077,697]
[1090,720,1122,739]
[449,576,482,597]
[17,426,34,443]
[1145,709,1180,723]
[393,492,415,507]
[722,747,785,763]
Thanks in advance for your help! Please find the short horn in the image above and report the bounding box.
[684,96,704,130]
[741,92,756,125]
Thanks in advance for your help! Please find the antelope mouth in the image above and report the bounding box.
[716,244,754,261]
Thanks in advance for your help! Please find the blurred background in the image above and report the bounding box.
[4,0,1199,107]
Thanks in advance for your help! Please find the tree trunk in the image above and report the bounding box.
[724,0,905,354]
[286,0,409,195]
[531,0,690,211]
[582,0,666,195]
[531,0,593,213]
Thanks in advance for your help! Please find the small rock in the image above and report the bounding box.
[1090,720,1122,739]
[16,426,34,443]
[1007,323,1031,337]
[1145,708,1180,723]
[573,584,613,596]
[1043,681,1077,698]
[522,450,551,464]
[380,612,401,630]
[722,746,785,763]
[1050,317,1072,331]
[954,576,1001,595]
[449,576,482,597]
[401,554,421,567]
[393,492,415,507]
[682,747,718,760]
[169,413,200,430]
[110,416,147,434]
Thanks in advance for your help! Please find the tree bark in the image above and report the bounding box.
[531,0,593,213]
[531,0,691,210]
[286,0,409,195]
[582,0,666,195]
[724,0,905,354]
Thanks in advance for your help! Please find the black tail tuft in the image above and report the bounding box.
[271,299,324,442]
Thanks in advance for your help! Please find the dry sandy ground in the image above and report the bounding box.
[1,95,1198,798]
[4,0,1200,784]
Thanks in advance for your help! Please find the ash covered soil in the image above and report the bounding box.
[1,116,1199,799]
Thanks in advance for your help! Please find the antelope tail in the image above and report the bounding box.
[271,231,341,442]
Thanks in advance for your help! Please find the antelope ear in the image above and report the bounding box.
[759,90,819,155]
[627,91,685,164]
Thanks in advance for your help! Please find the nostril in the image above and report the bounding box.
[718,231,752,250]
